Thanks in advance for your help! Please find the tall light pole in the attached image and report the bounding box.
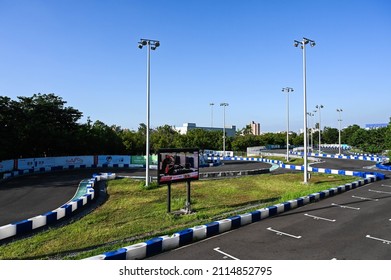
[138,38,160,187]
[220,103,229,156]
[315,104,324,154]
[294,37,316,184]
[337,108,343,155]
[282,87,294,162]
[210,103,215,127]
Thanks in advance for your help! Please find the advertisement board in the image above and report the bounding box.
[0,160,14,173]
[157,148,199,185]
[131,155,158,166]
[55,156,94,167]
[97,155,131,166]
[17,157,56,170]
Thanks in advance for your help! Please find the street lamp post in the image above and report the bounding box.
[337,108,343,155]
[138,38,160,187]
[220,103,229,156]
[315,104,324,154]
[294,37,316,184]
[210,103,215,127]
[282,87,294,162]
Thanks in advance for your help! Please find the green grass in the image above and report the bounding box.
[0,173,359,260]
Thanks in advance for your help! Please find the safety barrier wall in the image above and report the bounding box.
[0,172,115,241]
[0,155,145,177]
[86,173,379,260]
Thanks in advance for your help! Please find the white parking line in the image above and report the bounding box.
[366,235,391,245]
[381,184,391,188]
[304,213,336,222]
[213,247,240,260]
[266,227,302,239]
[331,203,360,210]
[352,195,379,201]
[368,189,391,195]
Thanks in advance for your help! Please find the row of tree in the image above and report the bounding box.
[1,93,390,161]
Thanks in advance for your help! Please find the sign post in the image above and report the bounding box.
[167,183,171,213]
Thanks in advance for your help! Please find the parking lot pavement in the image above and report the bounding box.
[148,178,391,260]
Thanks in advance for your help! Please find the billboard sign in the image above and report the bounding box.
[157,148,199,185]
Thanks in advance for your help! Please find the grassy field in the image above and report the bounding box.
[0,172,359,260]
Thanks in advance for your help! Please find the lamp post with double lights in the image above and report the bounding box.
[337,108,343,155]
[282,87,294,162]
[138,38,160,187]
[294,37,316,184]
[220,103,229,156]
[315,104,324,154]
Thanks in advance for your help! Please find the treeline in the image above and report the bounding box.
[1,93,390,161]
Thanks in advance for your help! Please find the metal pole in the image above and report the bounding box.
[223,106,226,154]
[146,42,151,187]
[210,103,214,127]
[282,87,293,162]
[318,107,322,154]
[287,91,290,162]
[302,40,308,184]
[337,109,343,155]
[312,110,316,151]
[339,116,341,155]
[220,103,228,156]
[139,38,159,187]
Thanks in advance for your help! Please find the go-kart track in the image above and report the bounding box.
[0,153,389,260]
[0,161,271,227]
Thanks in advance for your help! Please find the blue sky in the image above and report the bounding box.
[0,0,390,133]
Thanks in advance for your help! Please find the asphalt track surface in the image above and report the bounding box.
[0,161,271,227]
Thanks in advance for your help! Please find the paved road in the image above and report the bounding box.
[149,176,391,260]
[310,157,377,172]
[0,161,270,227]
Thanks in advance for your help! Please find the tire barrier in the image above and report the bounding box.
[376,162,391,171]
[85,174,380,260]
[0,172,115,242]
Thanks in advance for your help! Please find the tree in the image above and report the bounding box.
[386,117,391,157]
[322,127,339,144]
[231,134,260,152]
[0,93,83,159]
[150,125,180,152]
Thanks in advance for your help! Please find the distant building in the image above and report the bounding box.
[250,121,261,135]
[365,123,388,130]
[176,123,237,137]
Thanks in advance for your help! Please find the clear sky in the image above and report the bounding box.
[0,0,390,133]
